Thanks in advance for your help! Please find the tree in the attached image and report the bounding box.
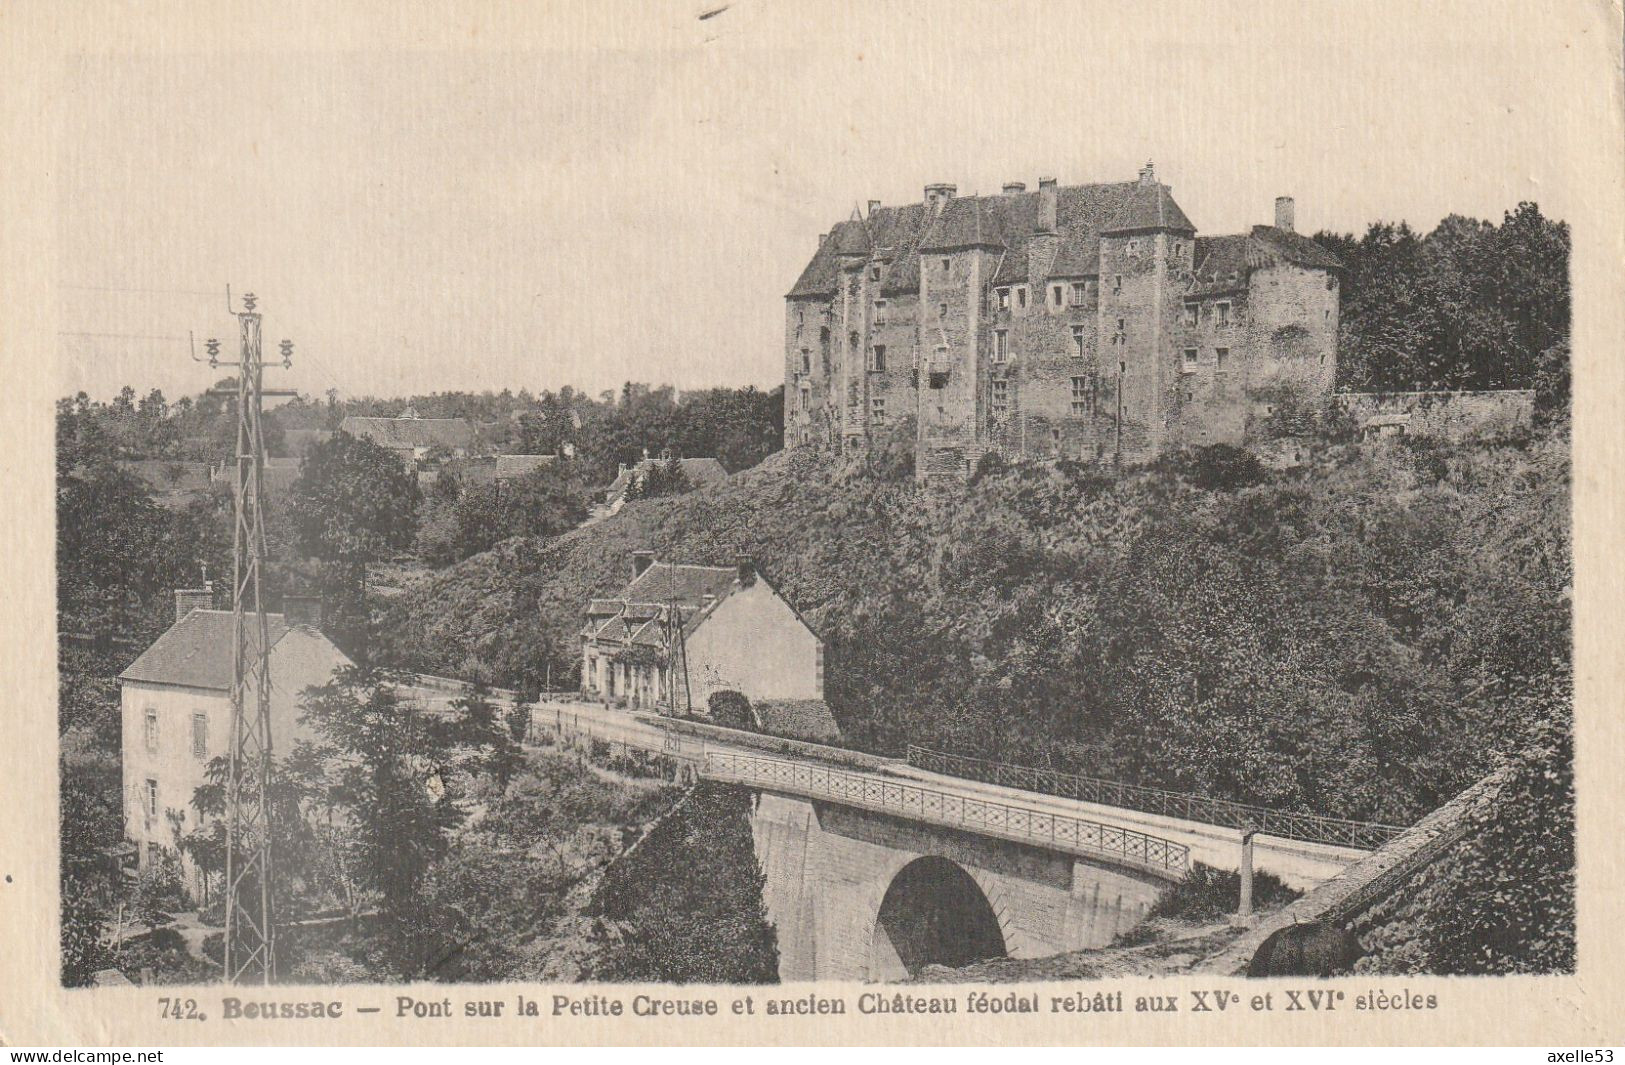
[625,457,693,502]
[424,464,592,566]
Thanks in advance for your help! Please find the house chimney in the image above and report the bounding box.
[173,587,213,623]
[924,183,957,216]
[867,199,881,216]
[1002,181,1026,196]
[282,595,323,629]
[735,556,756,588]
[1037,176,1058,232]
[1275,196,1296,232]
[818,232,828,247]
[632,550,655,579]
[1138,161,1156,186]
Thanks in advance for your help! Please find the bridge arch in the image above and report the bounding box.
[867,856,1008,979]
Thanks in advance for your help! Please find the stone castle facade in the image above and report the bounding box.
[783,164,1344,480]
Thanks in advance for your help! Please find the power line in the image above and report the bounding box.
[62,284,224,297]
[57,331,192,341]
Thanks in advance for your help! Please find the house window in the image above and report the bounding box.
[1071,325,1086,358]
[1217,301,1232,327]
[1071,281,1087,305]
[993,330,1008,363]
[996,287,1011,310]
[991,379,1009,415]
[941,257,951,272]
[1071,376,1091,415]
[144,778,158,820]
[1183,348,1198,371]
[871,396,886,423]
[1184,304,1198,328]
[191,713,207,759]
[144,709,158,754]
[1015,286,1028,309]
[1050,284,1064,306]
[1216,347,1230,371]
[871,344,887,372]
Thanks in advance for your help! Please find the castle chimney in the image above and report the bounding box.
[1002,182,1026,196]
[1138,161,1156,186]
[173,587,213,623]
[282,595,323,629]
[818,232,828,247]
[1275,196,1296,232]
[632,550,656,579]
[867,199,881,216]
[735,556,756,588]
[924,183,957,216]
[1037,176,1058,232]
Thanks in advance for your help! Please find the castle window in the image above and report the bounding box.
[191,713,208,760]
[1128,239,1139,254]
[145,778,158,820]
[1326,275,1337,291]
[144,708,158,754]
[941,257,951,272]
[1117,317,1126,336]
[800,349,811,374]
[1216,347,1230,371]
[871,396,887,423]
[870,344,887,372]
[991,379,1009,415]
[1016,286,1028,309]
[797,309,805,328]
[1216,301,1232,327]
[1173,241,1182,257]
[1070,376,1091,415]
[1183,348,1198,372]
[1184,304,1198,328]
[1071,281,1087,305]
[996,287,1010,310]
[870,264,881,282]
[939,302,948,318]
[1071,325,1086,358]
[993,329,1008,363]
[1113,275,1122,293]
[1051,284,1064,306]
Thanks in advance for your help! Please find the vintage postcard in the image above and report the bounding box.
[1,0,1622,1048]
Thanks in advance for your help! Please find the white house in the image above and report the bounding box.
[580,553,825,715]
[117,593,351,894]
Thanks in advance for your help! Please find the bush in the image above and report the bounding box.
[707,690,753,730]
[1147,863,1300,923]
[1167,444,1267,492]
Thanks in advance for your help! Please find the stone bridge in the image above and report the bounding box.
[528,701,1377,981]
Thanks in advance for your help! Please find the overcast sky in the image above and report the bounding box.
[54,0,1598,404]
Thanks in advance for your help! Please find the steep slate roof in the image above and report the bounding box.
[119,609,292,691]
[1189,228,1343,296]
[338,416,475,451]
[494,454,556,479]
[789,179,1196,298]
[622,562,739,610]
[752,699,842,744]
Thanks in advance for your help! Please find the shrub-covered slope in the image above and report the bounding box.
[376,427,1570,826]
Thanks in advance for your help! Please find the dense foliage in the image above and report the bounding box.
[587,784,778,983]
[417,463,593,567]
[1316,203,1569,394]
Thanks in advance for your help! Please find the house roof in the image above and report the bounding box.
[495,454,556,479]
[752,698,842,744]
[338,416,475,451]
[1248,225,1345,271]
[622,562,739,610]
[605,457,729,500]
[119,609,296,691]
[789,178,1195,298]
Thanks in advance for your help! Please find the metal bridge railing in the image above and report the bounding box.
[704,750,1189,881]
[906,745,1406,851]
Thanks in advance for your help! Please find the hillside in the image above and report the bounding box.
[375,422,1570,826]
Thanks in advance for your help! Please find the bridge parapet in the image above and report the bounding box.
[704,750,1190,881]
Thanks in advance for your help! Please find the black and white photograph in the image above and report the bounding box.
[6,0,1620,1049]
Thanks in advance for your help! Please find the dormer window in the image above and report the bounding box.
[996,287,1011,310]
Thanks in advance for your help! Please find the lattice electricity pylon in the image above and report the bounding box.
[197,289,297,983]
